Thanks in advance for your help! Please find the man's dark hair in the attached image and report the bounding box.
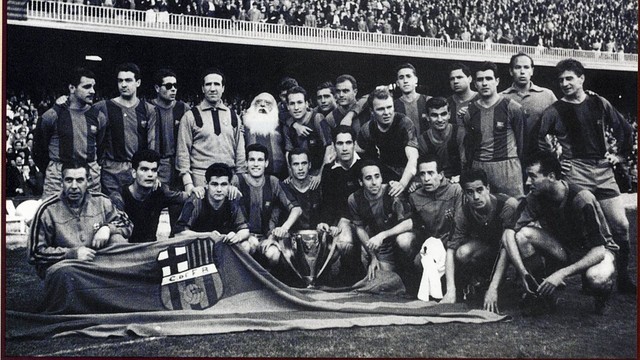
[395,63,417,77]
[278,77,299,94]
[287,147,309,165]
[417,153,441,173]
[509,52,535,68]
[448,62,472,77]
[526,151,563,179]
[474,61,499,79]
[286,86,308,102]
[332,124,356,142]
[555,58,585,78]
[358,159,381,180]
[116,63,141,80]
[153,68,177,86]
[131,149,161,170]
[246,143,269,159]
[61,159,90,177]
[205,163,233,183]
[201,67,226,86]
[68,67,96,88]
[336,74,358,90]
[425,97,449,112]
[316,81,336,96]
[460,167,490,187]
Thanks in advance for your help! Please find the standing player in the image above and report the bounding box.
[501,52,557,173]
[116,149,189,243]
[463,61,525,198]
[441,168,518,313]
[315,82,338,117]
[176,67,247,197]
[91,63,157,203]
[417,97,465,181]
[324,74,369,134]
[33,67,105,198]
[358,86,419,197]
[283,86,333,179]
[348,160,416,281]
[504,152,619,313]
[538,59,635,293]
[393,63,431,135]
[446,62,477,127]
[151,68,190,187]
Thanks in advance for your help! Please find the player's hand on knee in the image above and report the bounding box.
[74,246,96,261]
[483,289,499,313]
[92,226,111,249]
[367,257,380,280]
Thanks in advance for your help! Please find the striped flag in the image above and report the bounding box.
[157,238,224,310]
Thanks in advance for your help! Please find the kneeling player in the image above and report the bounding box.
[348,160,416,280]
[233,144,303,268]
[441,167,518,313]
[504,152,618,314]
[175,163,251,252]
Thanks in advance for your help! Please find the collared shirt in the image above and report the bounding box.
[321,154,362,224]
[501,82,556,159]
[176,100,247,175]
[408,179,462,243]
[28,191,133,277]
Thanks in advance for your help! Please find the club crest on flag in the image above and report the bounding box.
[157,238,223,310]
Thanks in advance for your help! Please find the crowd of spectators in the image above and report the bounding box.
[70,0,639,53]
[5,88,638,198]
[5,91,51,198]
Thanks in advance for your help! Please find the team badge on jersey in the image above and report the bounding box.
[90,125,98,134]
[157,238,223,310]
[496,121,505,129]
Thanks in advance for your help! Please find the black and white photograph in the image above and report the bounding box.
[3,0,638,357]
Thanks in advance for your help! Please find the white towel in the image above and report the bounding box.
[417,237,446,301]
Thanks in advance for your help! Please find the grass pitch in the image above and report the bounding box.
[3,210,637,358]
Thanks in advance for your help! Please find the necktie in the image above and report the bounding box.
[211,108,221,136]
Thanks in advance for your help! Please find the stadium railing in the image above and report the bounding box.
[13,0,639,71]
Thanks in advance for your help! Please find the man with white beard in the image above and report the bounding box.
[243,93,288,180]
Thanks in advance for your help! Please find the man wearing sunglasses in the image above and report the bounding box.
[151,69,190,188]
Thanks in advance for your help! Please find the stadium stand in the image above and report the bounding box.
[9,0,638,53]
